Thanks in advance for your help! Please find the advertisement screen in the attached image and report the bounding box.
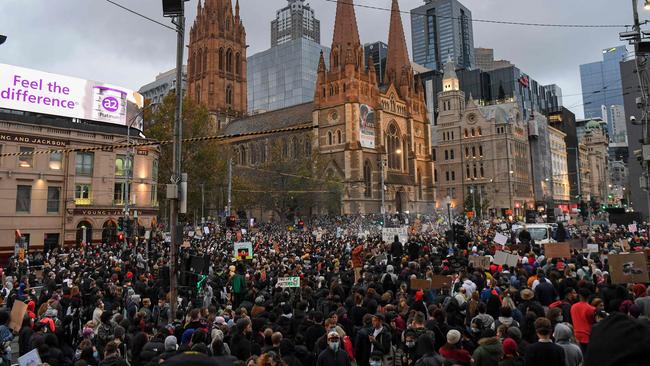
[359,104,376,148]
[0,63,144,129]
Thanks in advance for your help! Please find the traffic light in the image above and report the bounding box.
[118,217,124,231]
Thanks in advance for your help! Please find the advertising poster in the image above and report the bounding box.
[608,252,649,284]
[0,63,144,129]
[233,242,253,260]
[359,104,376,148]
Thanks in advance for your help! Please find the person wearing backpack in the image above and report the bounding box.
[381,266,398,294]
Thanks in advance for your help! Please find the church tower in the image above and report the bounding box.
[187,0,247,130]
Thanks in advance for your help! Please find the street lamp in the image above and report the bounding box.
[0,35,6,46]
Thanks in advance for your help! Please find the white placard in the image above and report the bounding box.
[628,224,638,233]
[233,242,253,260]
[500,223,508,230]
[18,348,42,366]
[204,227,210,235]
[494,232,509,246]
[382,227,408,244]
[276,277,301,288]
[587,243,599,252]
[494,251,519,267]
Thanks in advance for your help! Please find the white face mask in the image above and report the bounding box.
[328,340,340,351]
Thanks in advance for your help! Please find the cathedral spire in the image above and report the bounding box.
[235,0,240,18]
[384,0,411,87]
[317,50,326,73]
[331,0,360,49]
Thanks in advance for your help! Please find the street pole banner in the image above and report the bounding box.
[233,242,253,260]
[382,227,408,244]
[276,277,301,288]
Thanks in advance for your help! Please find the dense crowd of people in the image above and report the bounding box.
[2,214,649,366]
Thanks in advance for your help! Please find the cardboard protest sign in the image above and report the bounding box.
[276,277,301,288]
[204,227,210,235]
[587,243,599,253]
[382,227,408,244]
[430,275,452,289]
[188,231,195,237]
[18,348,42,366]
[608,252,649,284]
[544,242,571,258]
[500,223,508,230]
[494,251,519,267]
[493,232,509,246]
[9,300,28,332]
[410,278,431,290]
[233,242,253,260]
[469,256,491,270]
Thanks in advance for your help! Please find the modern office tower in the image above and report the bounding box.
[474,47,512,71]
[364,41,388,85]
[271,0,320,46]
[411,0,475,71]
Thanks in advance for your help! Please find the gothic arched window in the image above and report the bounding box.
[386,123,402,171]
[225,85,233,105]
[226,49,233,73]
[337,130,342,144]
[327,131,333,145]
[235,53,241,75]
[196,49,203,77]
[203,48,208,73]
[292,137,300,159]
[364,160,372,198]
[218,48,224,71]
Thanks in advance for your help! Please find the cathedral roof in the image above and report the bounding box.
[220,102,314,136]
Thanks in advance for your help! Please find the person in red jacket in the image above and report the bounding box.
[351,244,364,283]
[570,287,595,354]
[438,329,471,366]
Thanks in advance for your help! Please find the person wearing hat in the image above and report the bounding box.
[523,318,565,366]
[316,331,351,366]
[499,338,523,366]
[438,329,471,365]
[517,289,544,318]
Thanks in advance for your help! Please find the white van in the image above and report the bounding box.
[512,224,555,245]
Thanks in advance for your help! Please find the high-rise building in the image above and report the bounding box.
[548,107,580,203]
[247,38,330,113]
[364,41,388,85]
[474,47,512,71]
[579,46,628,127]
[621,58,643,215]
[410,0,475,71]
[187,0,248,130]
[138,66,187,106]
[549,126,570,205]
[271,0,320,46]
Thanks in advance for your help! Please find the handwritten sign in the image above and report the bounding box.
[469,256,491,270]
[382,227,408,244]
[410,278,431,290]
[544,242,571,259]
[276,277,301,288]
[233,242,253,260]
[494,232,509,246]
[430,275,452,289]
[587,243,599,253]
[9,301,28,332]
[494,251,519,267]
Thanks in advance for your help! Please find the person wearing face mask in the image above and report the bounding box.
[397,330,418,366]
[316,331,351,366]
[549,287,576,325]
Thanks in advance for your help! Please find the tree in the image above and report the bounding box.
[463,187,490,219]
[146,93,230,223]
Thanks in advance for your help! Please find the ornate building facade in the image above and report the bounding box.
[434,60,534,217]
[187,0,247,130]
[221,0,435,217]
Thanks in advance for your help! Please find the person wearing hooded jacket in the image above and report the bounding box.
[471,329,503,366]
[553,323,582,366]
[316,331,351,366]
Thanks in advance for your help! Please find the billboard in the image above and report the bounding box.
[359,104,375,148]
[0,63,144,129]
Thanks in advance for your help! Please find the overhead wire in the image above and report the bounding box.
[104,0,177,32]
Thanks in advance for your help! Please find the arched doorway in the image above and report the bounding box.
[76,221,93,246]
[102,220,117,244]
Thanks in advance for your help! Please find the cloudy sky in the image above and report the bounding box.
[0,0,641,119]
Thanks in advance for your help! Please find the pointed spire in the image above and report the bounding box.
[332,0,361,49]
[384,0,411,87]
[317,50,326,73]
[235,0,240,18]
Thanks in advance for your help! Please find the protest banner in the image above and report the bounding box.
[430,275,452,289]
[410,278,431,290]
[233,242,253,260]
[493,232,508,246]
[18,348,42,366]
[494,251,519,267]
[382,227,408,244]
[276,277,301,288]
[469,256,491,270]
[544,242,571,258]
[9,300,28,332]
[608,252,649,284]
[587,243,599,253]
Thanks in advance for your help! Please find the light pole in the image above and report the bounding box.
[226,157,232,216]
[470,186,476,219]
[445,195,454,244]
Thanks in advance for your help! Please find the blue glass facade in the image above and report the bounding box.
[247,38,330,113]
[579,46,628,130]
[410,0,474,71]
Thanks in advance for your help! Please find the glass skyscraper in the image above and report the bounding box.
[579,46,628,130]
[271,0,320,47]
[247,38,330,113]
[410,0,475,71]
